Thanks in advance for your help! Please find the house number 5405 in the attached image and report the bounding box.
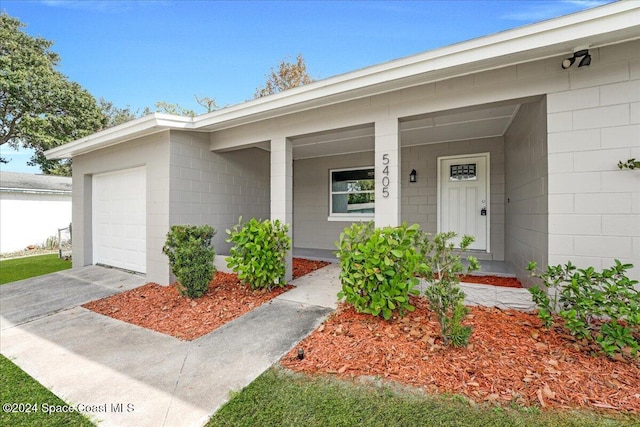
[382,154,390,198]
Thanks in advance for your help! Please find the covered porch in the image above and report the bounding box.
[265,95,548,287]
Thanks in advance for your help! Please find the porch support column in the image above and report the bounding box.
[374,118,401,227]
[270,135,293,282]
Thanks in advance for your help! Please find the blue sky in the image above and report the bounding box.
[1,0,613,173]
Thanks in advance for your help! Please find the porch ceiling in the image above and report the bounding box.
[290,101,522,160]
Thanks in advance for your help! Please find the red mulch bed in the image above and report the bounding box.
[281,298,640,413]
[293,258,330,278]
[460,275,522,288]
[83,258,329,341]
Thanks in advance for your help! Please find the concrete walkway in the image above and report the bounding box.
[0,265,337,427]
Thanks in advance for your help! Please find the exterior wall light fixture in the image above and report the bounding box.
[409,169,417,183]
[562,48,591,69]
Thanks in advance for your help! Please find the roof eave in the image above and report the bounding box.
[45,113,194,159]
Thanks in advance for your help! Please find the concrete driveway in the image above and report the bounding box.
[0,265,334,427]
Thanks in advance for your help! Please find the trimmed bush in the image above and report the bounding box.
[336,221,425,320]
[226,217,292,290]
[528,259,639,358]
[162,225,216,298]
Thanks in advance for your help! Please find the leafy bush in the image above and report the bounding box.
[162,225,216,298]
[226,217,292,290]
[420,232,479,347]
[528,259,640,358]
[336,222,425,320]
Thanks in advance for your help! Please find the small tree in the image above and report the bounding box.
[421,232,479,347]
[162,225,216,298]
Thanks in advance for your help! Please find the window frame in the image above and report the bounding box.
[328,166,375,222]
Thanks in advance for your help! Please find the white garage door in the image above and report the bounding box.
[93,167,146,273]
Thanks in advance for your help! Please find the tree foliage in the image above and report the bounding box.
[0,13,104,175]
[143,95,219,117]
[99,97,138,128]
[254,54,314,98]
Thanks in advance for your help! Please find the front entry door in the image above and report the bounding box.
[438,154,489,251]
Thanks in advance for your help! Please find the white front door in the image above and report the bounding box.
[438,154,489,251]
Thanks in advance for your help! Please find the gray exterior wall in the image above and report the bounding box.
[293,151,374,250]
[71,131,171,284]
[504,99,548,287]
[169,131,270,255]
[401,137,506,261]
[545,40,640,281]
[293,138,506,260]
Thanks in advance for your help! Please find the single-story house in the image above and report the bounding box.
[0,171,72,253]
[46,2,639,286]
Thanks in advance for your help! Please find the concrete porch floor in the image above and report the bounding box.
[293,247,517,277]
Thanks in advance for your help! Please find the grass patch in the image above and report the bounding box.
[0,254,71,285]
[0,354,94,426]
[208,367,640,427]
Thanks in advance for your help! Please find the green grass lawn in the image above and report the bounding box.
[0,354,95,427]
[0,254,71,285]
[208,367,640,427]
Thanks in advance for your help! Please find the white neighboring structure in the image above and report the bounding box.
[0,171,72,254]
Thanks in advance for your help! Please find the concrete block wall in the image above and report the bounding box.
[504,99,548,287]
[401,137,506,261]
[169,131,270,256]
[293,151,374,250]
[72,132,171,284]
[546,40,640,281]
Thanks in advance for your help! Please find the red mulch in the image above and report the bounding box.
[293,258,330,279]
[460,275,522,288]
[281,298,640,413]
[83,258,329,341]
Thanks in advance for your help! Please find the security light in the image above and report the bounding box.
[409,169,417,183]
[562,48,591,69]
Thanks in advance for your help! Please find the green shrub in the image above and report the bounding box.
[528,259,640,358]
[420,232,479,347]
[162,225,216,298]
[225,217,292,290]
[336,221,425,320]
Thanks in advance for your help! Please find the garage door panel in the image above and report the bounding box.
[93,168,146,273]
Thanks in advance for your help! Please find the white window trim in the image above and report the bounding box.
[328,166,375,221]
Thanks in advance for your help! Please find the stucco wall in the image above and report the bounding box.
[505,99,548,287]
[72,131,171,284]
[0,192,71,253]
[546,40,640,281]
[169,131,270,256]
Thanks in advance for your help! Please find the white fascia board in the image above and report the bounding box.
[193,1,640,131]
[45,113,194,159]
